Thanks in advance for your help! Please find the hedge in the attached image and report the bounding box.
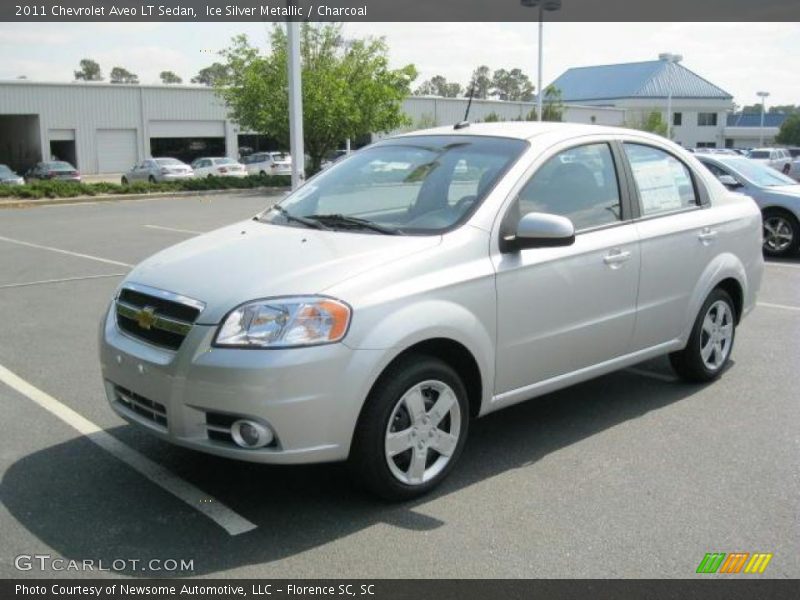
[0,174,291,200]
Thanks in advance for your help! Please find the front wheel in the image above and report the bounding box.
[762,209,799,257]
[148,175,156,184]
[348,355,469,500]
[670,288,736,383]
[121,176,128,185]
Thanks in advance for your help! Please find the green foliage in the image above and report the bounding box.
[414,75,463,98]
[74,59,102,81]
[469,65,492,99]
[542,85,564,122]
[159,71,183,84]
[216,24,417,173]
[482,112,504,123]
[191,63,232,86]
[110,67,139,84]
[0,175,289,200]
[490,68,535,102]
[415,113,437,129]
[775,114,800,145]
[626,111,669,137]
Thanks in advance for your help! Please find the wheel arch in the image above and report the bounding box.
[684,253,748,340]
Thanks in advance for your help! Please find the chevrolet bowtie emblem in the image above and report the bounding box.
[136,306,157,330]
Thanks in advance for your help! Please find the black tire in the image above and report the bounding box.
[348,354,470,501]
[782,163,791,175]
[670,288,736,383]
[148,175,156,184]
[121,177,128,185]
[762,208,799,257]
[259,170,267,178]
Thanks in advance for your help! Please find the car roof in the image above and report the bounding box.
[394,121,652,142]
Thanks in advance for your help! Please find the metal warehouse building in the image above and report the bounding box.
[0,80,625,175]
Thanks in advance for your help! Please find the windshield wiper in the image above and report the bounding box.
[257,205,330,230]
[304,214,400,235]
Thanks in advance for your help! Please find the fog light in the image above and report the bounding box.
[230,420,273,449]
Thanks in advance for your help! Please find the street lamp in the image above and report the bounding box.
[659,52,682,139]
[521,0,562,122]
[756,91,770,147]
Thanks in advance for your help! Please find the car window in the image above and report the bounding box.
[699,160,729,179]
[515,143,622,231]
[624,144,698,216]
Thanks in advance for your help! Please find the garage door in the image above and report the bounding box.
[149,120,225,138]
[96,129,137,173]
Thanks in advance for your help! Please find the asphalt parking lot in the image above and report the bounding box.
[0,191,798,579]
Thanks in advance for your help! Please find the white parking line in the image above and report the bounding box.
[144,224,204,235]
[758,301,800,312]
[0,235,133,268]
[0,364,257,536]
[624,368,678,383]
[765,261,800,271]
[0,273,125,290]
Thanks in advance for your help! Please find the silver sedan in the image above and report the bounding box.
[121,158,194,184]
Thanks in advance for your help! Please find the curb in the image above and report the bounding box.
[0,186,290,209]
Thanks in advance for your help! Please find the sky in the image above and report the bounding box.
[0,21,798,108]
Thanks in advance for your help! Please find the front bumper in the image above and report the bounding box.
[99,306,384,464]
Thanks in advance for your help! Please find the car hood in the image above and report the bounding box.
[125,219,442,324]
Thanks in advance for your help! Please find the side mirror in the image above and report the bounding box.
[718,174,741,188]
[502,212,576,252]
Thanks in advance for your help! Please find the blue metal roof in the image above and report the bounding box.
[549,60,733,102]
[726,113,789,128]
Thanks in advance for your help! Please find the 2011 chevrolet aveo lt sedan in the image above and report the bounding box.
[99,123,763,500]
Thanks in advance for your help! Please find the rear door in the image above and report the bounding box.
[622,142,721,350]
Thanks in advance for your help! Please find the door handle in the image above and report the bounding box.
[698,228,718,244]
[603,249,632,267]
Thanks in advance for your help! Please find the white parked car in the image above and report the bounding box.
[100,123,763,500]
[191,157,247,178]
[747,148,793,175]
[242,151,292,177]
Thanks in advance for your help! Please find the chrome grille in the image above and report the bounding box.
[115,284,203,351]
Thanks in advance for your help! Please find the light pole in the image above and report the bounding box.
[521,0,562,122]
[659,53,682,139]
[287,19,305,190]
[756,91,770,147]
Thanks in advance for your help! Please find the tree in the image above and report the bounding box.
[159,70,183,84]
[191,62,231,86]
[541,85,564,122]
[110,67,139,84]
[469,65,492,99]
[490,68,535,102]
[626,111,668,137]
[74,58,103,81]
[482,112,504,123]
[775,114,800,145]
[216,24,417,172]
[414,75,462,98]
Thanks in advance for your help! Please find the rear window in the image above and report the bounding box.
[155,158,183,166]
[748,151,769,159]
[215,158,237,165]
[48,162,74,170]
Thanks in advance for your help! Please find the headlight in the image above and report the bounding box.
[214,296,351,348]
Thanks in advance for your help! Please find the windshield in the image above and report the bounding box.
[721,158,797,187]
[747,151,770,159]
[270,153,289,161]
[0,166,14,176]
[155,158,183,166]
[258,135,528,235]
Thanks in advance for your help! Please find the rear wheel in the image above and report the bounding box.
[348,355,469,500]
[670,288,736,383]
[782,164,791,175]
[121,176,128,185]
[259,170,267,178]
[762,208,799,257]
[148,175,156,184]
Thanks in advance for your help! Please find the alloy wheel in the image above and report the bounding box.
[700,300,733,371]
[384,380,462,486]
[763,216,794,254]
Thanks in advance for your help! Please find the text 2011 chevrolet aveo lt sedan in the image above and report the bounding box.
[99,123,763,499]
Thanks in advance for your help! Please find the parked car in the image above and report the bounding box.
[25,161,80,183]
[191,157,247,178]
[100,123,762,500]
[121,158,194,184]
[746,148,793,175]
[320,149,348,170]
[0,164,24,185]
[697,153,800,257]
[242,151,292,177]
